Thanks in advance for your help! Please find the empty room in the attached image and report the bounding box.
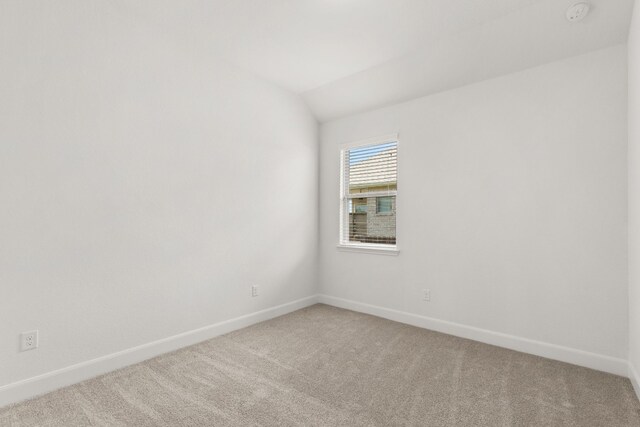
[2,0,640,425]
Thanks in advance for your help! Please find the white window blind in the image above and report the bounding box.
[340,138,397,248]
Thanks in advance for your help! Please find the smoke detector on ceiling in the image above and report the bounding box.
[566,2,591,23]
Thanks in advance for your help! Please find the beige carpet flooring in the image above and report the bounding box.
[1,304,639,426]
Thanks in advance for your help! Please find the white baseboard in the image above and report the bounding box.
[0,295,319,408]
[630,362,640,402]
[317,294,628,377]
[2,294,633,409]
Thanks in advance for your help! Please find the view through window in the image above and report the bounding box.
[340,139,397,247]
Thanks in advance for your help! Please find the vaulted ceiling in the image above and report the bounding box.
[120,0,635,121]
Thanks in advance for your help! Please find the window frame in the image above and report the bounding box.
[338,134,399,255]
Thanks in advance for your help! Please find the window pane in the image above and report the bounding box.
[348,195,396,245]
[353,198,367,213]
[342,140,397,246]
[377,196,393,214]
[348,142,397,195]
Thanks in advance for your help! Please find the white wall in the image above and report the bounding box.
[319,46,628,364]
[0,1,318,388]
[629,0,640,390]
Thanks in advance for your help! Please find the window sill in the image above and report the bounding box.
[336,244,399,256]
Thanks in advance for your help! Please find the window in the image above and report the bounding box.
[376,196,394,214]
[340,135,398,252]
[353,198,368,213]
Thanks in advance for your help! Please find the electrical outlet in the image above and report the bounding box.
[251,285,259,297]
[423,289,431,302]
[20,330,38,351]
